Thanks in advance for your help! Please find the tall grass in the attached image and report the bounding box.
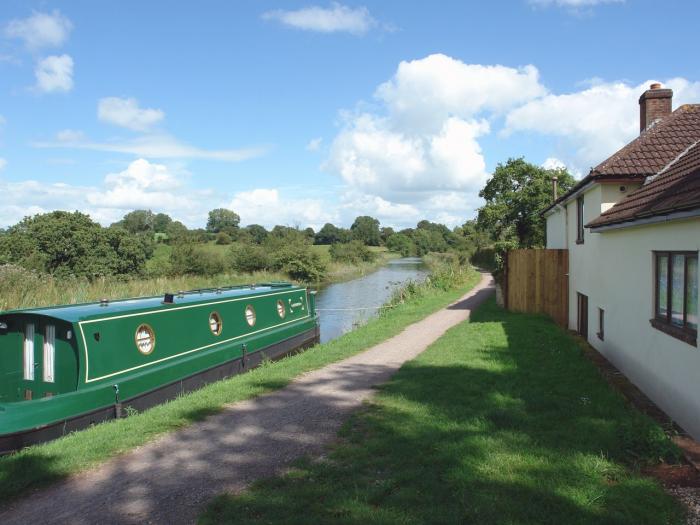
[0,265,289,311]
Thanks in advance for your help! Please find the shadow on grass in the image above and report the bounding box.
[201,299,683,525]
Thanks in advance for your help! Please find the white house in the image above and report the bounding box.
[543,84,700,438]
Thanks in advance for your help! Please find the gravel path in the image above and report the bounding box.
[0,273,494,525]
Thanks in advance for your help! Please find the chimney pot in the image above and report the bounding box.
[639,83,672,132]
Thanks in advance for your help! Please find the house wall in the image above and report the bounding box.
[545,206,567,249]
[569,191,700,437]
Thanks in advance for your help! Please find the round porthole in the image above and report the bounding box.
[276,300,286,319]
[209,312,223,336]
[245,305,256,327]
[135,324,155,355]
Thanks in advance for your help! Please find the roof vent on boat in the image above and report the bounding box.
[163,293,175,304]
[99,298,109,307]
[177,290,185,298]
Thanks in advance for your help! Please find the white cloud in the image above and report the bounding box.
[0,158,6,171]
[34,54,73,92]
[229,188,335,229]
[323,54,554,226]
[35,131,266,162]
[324,54,546,208]
[306,137,323,151]
[0,159,216,228]
[98,97,165,131]
[542,157,566,170]
[375,54,546,132]
[5,10,73,51]
[504,78,700,170]
[326,113,490,198]
[262,3,377,35]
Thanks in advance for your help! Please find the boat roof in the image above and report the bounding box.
[1,283,299,323]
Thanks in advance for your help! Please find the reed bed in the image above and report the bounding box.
[0,265,289,311]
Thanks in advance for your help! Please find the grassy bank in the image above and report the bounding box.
[0,245,398,312]
[202,299,683,525]
[0,265,480,504]
[0,266,290,311]
[321,246,400,283]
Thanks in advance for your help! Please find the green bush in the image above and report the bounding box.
[329,241,376,264]
[229,243,271,273]
[215,232,232,245]
[0,211,151,279]
[271,245,326,282]
[169,244,226,276]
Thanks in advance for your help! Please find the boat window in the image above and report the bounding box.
[44,324,55,383]
[209,312,223,335]
[135,324,156,355]
[245,305,256,327]
[23,323,35,380]
[277,300,286,319]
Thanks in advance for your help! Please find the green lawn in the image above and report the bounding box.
[202,299,683,525]
[0,268,480,504]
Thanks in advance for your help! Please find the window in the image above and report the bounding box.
[597,308,604,341]
[23,323,34,380]
[135,324,156,355]
[652,251,698,345]
[576,196,585,244]
[43,325,55,383]
[577,293,588,340]
[277,300,286,319]
[245,305,256,327]
[209,312,223,336]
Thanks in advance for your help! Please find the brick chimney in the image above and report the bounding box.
[639,83,673,132]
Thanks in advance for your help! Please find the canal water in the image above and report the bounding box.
[313,257,428,343]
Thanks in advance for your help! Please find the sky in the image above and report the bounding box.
[0,0,699,230]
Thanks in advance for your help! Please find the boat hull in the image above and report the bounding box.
[0,325,319,454]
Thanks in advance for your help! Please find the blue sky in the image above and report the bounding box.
[0,0,698,229]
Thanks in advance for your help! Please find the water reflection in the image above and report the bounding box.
[313,257,428,343]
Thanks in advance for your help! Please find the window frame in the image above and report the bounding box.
[652,251,698,346]
[576,196,585,244]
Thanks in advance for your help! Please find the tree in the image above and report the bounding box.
[350,216,381,246]
[112,209,156,234]
[244,224,268,244]
[380,226,395,246]
[386,233,415,257]
[206,208,240,234]
[153,213,173,233]
[477,158,575,248]
[314,223,351,245]
[0,211,151,278]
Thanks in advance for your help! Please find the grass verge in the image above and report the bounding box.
[0,266,480,504]
[202,299,684,525]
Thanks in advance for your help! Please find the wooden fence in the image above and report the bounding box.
[505,249,568,327]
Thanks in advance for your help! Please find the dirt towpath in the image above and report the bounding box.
[0,273,494,525]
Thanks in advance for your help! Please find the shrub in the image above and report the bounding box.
[169,244,226,276]
[229,244,271,273]
[271,245,326,282]
[0,211,151,279]
[329,241,376,264]
[215,232,232,245]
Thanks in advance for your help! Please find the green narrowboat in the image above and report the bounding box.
[0,282,319,453]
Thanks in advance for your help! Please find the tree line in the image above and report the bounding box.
[0,157,575,282]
